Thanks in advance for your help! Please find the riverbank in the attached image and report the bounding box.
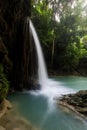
[0,99,38,130]
[57,90,87,120]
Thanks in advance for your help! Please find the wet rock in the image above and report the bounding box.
[57,90,87,118]
[3,99,12,109]
[0,99,12,119]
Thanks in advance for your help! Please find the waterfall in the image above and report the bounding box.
[29,18,48,86]
[27,17,74,101]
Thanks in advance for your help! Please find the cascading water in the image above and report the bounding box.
[29,18,48,86]
[28,17,74,103]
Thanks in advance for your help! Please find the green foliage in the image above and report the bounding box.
[82,35,87,49]
[32,0,54,46]
[0,64,9,102]
[63,36,87,69]
[32,0,87,73]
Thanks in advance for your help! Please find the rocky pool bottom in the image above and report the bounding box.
[8,95,87,129]
[0,99,38,130]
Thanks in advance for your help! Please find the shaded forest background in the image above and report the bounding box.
[0,0,87,101]
[31,0,87,76]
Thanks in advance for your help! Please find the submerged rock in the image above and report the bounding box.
[0,99,12,118]
[0,126,6,130]
[0,99,38,130]
[57,90,87,119]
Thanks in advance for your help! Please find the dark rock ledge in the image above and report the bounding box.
[57,90,87,119]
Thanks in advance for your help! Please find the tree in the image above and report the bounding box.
[31,0,87,74]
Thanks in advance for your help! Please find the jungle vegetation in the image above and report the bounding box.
[31,0,87,75]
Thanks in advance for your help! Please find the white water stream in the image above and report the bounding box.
[29,18,74,104]
[29,18,48,86]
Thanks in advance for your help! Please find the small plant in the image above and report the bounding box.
[0,64,9,102]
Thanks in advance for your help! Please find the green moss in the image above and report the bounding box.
[0,64,9,102]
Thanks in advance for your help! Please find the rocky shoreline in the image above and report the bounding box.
[0,99,38,130]
[57,90,87,120]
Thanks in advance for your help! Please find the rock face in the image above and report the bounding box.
[58,90,87,118]
[0,38,12,69]
[0,0,37,90]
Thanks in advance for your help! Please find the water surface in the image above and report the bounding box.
[8,76,87,130]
